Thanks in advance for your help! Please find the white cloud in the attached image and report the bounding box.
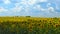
[27,0,36,5]
[39,0,47,2]
[3,0,11,4]
[33,5,47,12]
[48,7,55,12]
[48,0,60,9]
[47,3,51,7]
[13,0,37,13]
[11,6,23,12]
[0,7,8,12]
[41,7,55,13]
[11,0,58,14]
[33,5,41,10]
[15,0,39,6]
[34,5,56,13]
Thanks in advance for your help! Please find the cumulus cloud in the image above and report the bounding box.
[33,4,55,13]
[12,0,36,13]
[47,3,51,7]
[33,5,41,10]
[3,0,11,4]
[10,0,48,12]
[39,0,47,2]
[15,0,37,6]
[0,7,8,12]
[15,0,48,11]
[42,7,56,13]
[27,0,36,5]
[11,6,23,12]
[48,0,60,9]
[13,0,57,14]
[0,0,59,17]
[2,0,57,13]
[48,7,55,12]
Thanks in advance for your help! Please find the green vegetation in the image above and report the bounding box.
[0,17,60,34]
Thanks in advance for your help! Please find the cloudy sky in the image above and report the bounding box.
[0,0,60,17]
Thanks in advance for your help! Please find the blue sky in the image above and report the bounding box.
[0,0,60,17]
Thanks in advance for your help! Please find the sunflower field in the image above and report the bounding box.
[0,17,60,34]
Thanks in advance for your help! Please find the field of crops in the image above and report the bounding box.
[0,17,60,34]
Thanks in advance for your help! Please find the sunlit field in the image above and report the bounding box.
[0,16,60,34]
